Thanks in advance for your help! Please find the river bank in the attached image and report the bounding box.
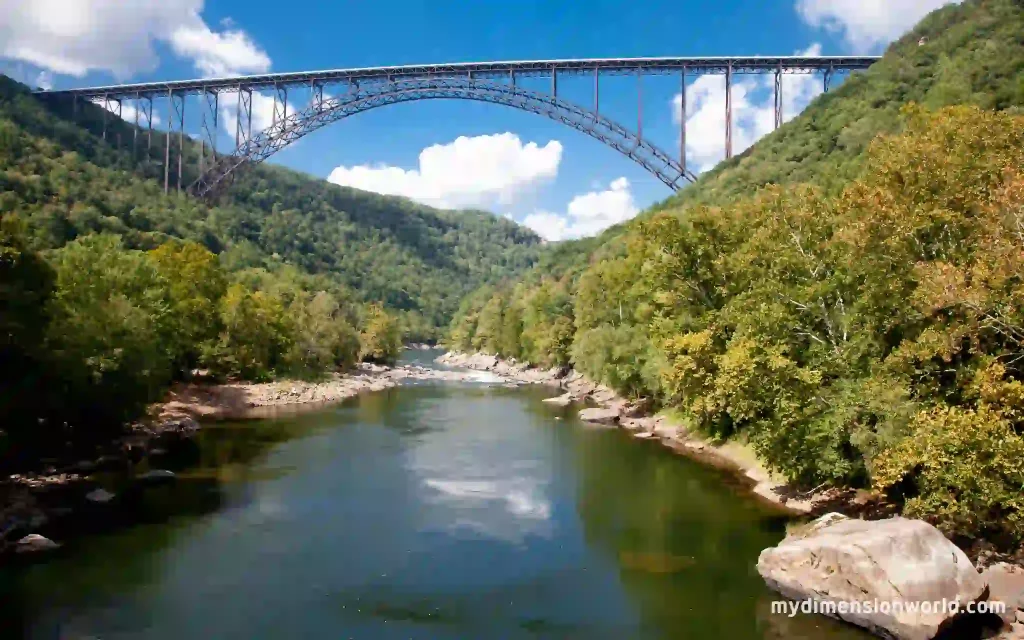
[0,360,497,558]
[436,351,834,516]
[437,351,1024,639]
[435,352,1024,557]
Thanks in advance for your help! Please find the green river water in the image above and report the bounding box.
[1,352,869,639]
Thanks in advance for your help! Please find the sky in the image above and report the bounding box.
[0,0,959,240]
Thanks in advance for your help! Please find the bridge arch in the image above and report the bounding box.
[189,77,697,199]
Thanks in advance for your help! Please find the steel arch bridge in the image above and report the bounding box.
[36,56,879,200]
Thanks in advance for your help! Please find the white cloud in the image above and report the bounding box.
[169,17,271,78]
[522,177,638,241]
[0,0,270,79]
[671,44,824,173]
[796,0,961,53]
[327,133,562,209]
[34,70,52,90]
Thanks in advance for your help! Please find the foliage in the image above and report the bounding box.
[0,216,56,459]
[873,404,1024,543]
[359,303,403,365]
[45,234,178,428]
[208,284,292,381]
[449,105,1024,542]
[0,73,544,342]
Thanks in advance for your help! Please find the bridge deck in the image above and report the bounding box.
[36,56,880,99]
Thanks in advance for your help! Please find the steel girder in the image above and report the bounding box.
[189,77,698,200]
[36,56,880,100]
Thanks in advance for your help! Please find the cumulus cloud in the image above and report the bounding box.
[169,17,271,78]
[0,0,270,79]
[796,0,961,53]
[671,44,824,173]
[327,133,562,209]
[522,177,638,241]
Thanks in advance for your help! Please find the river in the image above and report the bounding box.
[1,351,868,639]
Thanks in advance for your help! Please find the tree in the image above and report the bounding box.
[147,240,227,371]
[46,234,176,430]
[359,303,402,365]
[0,215,56,457]
[211,283,292,380]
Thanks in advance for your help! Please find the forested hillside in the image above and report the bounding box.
[0,70,548,467]
[658,0,1024,210]
[448,0,1024,545]
[0,74,542,340]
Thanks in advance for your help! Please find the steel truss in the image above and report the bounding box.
[38,56,879,98]
[41,55,880,199]
[190,77,697,199]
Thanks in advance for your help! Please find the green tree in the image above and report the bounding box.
[210,283,292,380]
[360,303,402,365]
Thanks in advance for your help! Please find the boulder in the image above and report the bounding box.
[757,513,986,640]
[578,407,620,425]
[85,488,116,504]
[590,386,619,405]
[15,533,60,553]
[136,469,176,484]
[542,393,573,407]
[982,563,1024,625]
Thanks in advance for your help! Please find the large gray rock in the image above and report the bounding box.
[757,513,985,640]
[578,407,620,425]
[85,488,116,504]
[15,533,60,553]
[136,469,176,484]
[542,393,573,407]
[983,563,1024,625]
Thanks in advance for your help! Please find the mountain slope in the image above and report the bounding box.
[0,75,542,339]
[658,0,1024,210]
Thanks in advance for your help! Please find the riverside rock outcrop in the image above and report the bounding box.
[757,513,986,640]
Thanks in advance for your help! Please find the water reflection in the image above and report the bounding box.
[1,381,870,639]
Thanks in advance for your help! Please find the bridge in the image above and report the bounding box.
[36,56,880,200]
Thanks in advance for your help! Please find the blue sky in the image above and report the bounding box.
[0,0,957,239]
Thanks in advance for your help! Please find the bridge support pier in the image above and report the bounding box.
[680,67,687,175]
[774,63,783,129]
[273,84,288,127]
[173,92,186,192]
[636,69,643,144]
[200,89,219,178]
[311,81,324,112]
[132,92,139,160]
[164,90,172,193]
[145,95,153,153]
[235,87,252,150]
[101,94,109,142]
[725,62,733,160]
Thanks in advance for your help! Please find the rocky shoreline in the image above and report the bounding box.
[436,351,829,515]
[436,351,1024,640]
[0,361,492,559]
